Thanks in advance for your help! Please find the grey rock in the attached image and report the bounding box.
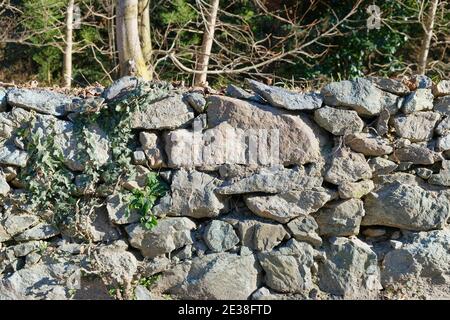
[437,134,450,151]
[324,147,372,185]
[393,111,441,142]
[216,166,322,195]
[170,253,260,300]
[0,87,6,111]
[246,79,322,111]
[315,199,365,237]
[313,106,364,135]
[433,80,450,97]
[134,285,152,300]
[32,115,110,172]
[286,216,322,247]
[184,92,206,113]
[368,157,398,175]
[0,144,28,167]
[207,95,323,166]
[376,108,390,136]
[102,76,139,101]
[338,180,374,199]
[435,116,450,135]
[93,242,138,285]
[434,96,450,115]
[0,261,81,299]
[393,144,438,165]
[321,78,399,116]
[223,213,287,251]
[130,94,194,130]
[153,169,225,219]
[11,241,42,257]
[143,256,171,276]
[258,240,317,293]
[3,214,40,237]
[318,237,381,298]
[244,188,333,223]
[132,149,146,165]
[125,217,196,258]
[381,229,450,294]
[428,170,450,186]
[413,75,433,89]
[106,194,140,225]
[139,132,165,169]
[402,89,434,114]
[362,228,386,238]
[363,182,450,231]
[226,84,263,102]
[0,173,10,196]
[415,168,433,179]
[253,223,289,251]
[7,88,76,116]
[14,222,60,241]
[345,133,393,156]
[367,76,410,95]
[203,220,239,252]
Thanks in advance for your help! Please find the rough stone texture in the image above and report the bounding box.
[435,116,450,136]
[286,216,322,247]
[166,253,260,300]
[106,194,140,225]
[314,106,364,135]
[434,96,450,115]
[318,237,381,298]
[437,134,450,151]
[14,222,60,241]
[0,174,10,196]
[338,180,374,199]
[253,223,289,251]
[216,166,322,195]
[381,229,450,299]
[0,88,6,112]
[184,92,206,113]
[393,144,439,165]
[247,79,323,111]
[207,95,323,166]
[345,133,393,156]
[7,88,76,116]
[203,220,239,252]
[368,157,398,175]
[402,89,434,114]
[321,78,399,116]
[393,111,441,142]
[244,188,333,223]
[0,144,29,167]
[324,147,372,185]
[258,240,317,293]
[125,217,196,258]
[363,182,450,231]
[153,169,225,219]
[226,84,263,103]
[432,80,450,97]
[130,94,195,130]
[139,132,166,168]
[368,76,410,95]
[102,76,139,101]
[428,170,450,186]
[315,199,365,237]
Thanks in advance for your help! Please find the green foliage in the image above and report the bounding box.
[126,173,169,230]
[18,81,171,236]
[138,274,161,289]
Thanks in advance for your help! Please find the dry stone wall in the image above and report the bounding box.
[1,75,450,300]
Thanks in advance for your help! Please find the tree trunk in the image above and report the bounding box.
[116,0,152,80]
[194,0,219,87]
[138,0,153,79]
[417,0,439,75]
[63,0,75,88]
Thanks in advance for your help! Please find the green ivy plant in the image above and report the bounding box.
[126,172,169,230]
